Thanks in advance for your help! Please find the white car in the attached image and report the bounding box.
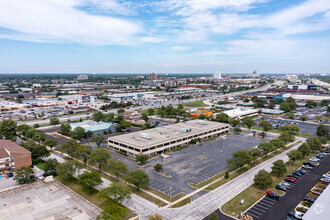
[309,157,319,162]
[319,152,327,156]
[320,178,330,183]
[302,165,313,169]
[323,174,330,178]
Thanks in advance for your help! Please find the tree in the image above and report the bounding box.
[259,120,272,133]
[89,148,112,171]
[44,158,59,176]
[97,204,128,220]
[124,169,149,190]
[147,108,155,116]
[60,122,71,135]
[17,124,30,137]
[318,136,327,145]
[71,126,86,139]
[258,142,274,156]
[215,113,229,123]
[298,143,310,157]
[141,113,149,122]
[269,139,285,151]
[209,212,218,220]
[227,150,253,168]
[93,111,104,122]
[148,214,163,220]
[254,169,273,188]
[278,133,295,144]
[306,100,317,108]
[316,124,329,138]
[108,159,128,180]
[45,139,58,150]
[300,115,308,121]
[243,118,256,131]
[306,136,322,152]
[267,101,275,109]
[117,108,125,114]
[229,118,240,127]
[31,144,50,160]
[271,160,287,176]
[13,166,35,184]
[78,171,103,190]
[0,119,17,140]
[33,131,46,144]
[91,134,106,147]
[233,126,242,134]
[178,104,184,109]
[249,148,262,163]
[57,160,82,181]
[136,153,148,165]
[97,183,132,204]
[33,123,40,128]
[50,116,60,125]
[224,171,229,179]
[154,163,162,172]
[287,150,302,163]
[60,139,80,158]
[119,120,131,130]
[75,144,93,165]
[26,128,37,139]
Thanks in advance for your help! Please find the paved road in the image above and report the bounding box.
[122,138,304,220]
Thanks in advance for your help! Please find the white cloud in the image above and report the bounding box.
[171,46,191,51]
[0,0,140,45]
[139,37,166,43]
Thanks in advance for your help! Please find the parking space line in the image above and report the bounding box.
[259,200,274,206]
[247,209,264,216]
[261,198,276,205]
[250,206,267,213]
[246,212,260,219]
[257,201,272,208]
[254,204,270,211]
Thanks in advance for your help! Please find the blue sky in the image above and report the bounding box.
[0,0,330,73]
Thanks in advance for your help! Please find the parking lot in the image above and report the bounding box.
[112,132,274,199]
[244,153,330,220]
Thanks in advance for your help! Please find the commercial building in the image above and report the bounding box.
[287,84,317,90]
[149,72,157,80]
[0,140,32,171]
[214,72,222,79]
[70,120,117,136]
[108,120,229,157]
[303,183,330,220]
[287,74,298,83]
[77,75,88,81]
[222,108,258,119]
[190,109,213,118]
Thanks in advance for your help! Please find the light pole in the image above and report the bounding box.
[170,186,172,208]
[220,134,223,153]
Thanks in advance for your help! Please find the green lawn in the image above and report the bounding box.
[36,162,46,170]
[221,153,318,217]
[246,126,312,137]
[182,101,209,108]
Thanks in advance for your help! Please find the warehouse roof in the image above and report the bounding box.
[109,120,228,148]
[70,120,115,132]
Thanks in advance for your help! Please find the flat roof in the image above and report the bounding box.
[223,108,258,118]
[70,120,114,132]
[109,120,228,148]
[303,183,330,220]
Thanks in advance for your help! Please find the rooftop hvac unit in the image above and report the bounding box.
[197,120,207,125]
[140,133,152,140]
[179,127,191,133]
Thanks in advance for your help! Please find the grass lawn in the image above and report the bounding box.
[246,126,312,137]
[221,153,318,217]
[171,197,192,208]
[182,101,209,108]
[36,162,46,170]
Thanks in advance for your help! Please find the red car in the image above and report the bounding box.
[286,177,297,181]
[266,190,280,200]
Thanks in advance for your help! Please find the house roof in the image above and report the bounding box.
[0,140,31,154]
[0,147,10,159]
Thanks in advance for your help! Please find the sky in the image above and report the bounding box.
[0,0,330,74]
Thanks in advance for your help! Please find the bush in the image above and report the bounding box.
[254,169,273,188]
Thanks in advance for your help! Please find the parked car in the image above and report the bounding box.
[318,152,327,156]
[292,171,303,176]
[275,184,288,191]
[320,178,330,183]
[290,173,302,179]
[281,182,292,189]
[303,162,315,167]
[316,155,324,159]
[304,197,316,203]
[266,190,280,200]
[296,169,307,175]
[286,176,297,181]
[301,165,313,170]
[309,157,319,162]
[288,211,304,220]
[284,178,295,183]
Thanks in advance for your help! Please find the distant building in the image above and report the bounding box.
[149,73,157,80]
[0,140,32,171]
[287,84,317,90]
[287,75,298,83]
[222,108,258,119]
[77,75,88,81]
[70,120,117,136]
[252,70,259,78]
[214,72,222,79]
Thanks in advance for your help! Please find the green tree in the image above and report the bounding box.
[26,127,37,139]
[271,160,287,176]
[318,136,327,145]
[249,148,262,163]
[124,169,149,190]
[44,158,59,176]
[233,126,242,133]
[75,144,93,165]
[178,104,184,109]
[259,120,272,133]
[298,143,310,157]
[316,124,329,138]
[209,212,218,220]
[243,117,256,131]
[306,100,317,107]
[147,108,155,116]
[13,166,35,184]
[50,116,60,125]
[45,139,58,150]
[229,118,240,127]
[97,183,132,204]
[0,119,17,140]
[278,133,295,144]
[269,139,285,151]
[287,150,303,163]
[118,120,131,130]
[154,163,162,172]
[306,136,322,152]
[31,144,50,160]
[78,171,103,190]
[108,159,128,180]
[60,122,71,135]
[300,115,308,121]
[91,134,106,147]
[258,142,274,156]
[60,139,80,158]
[224,171,229,179]
[141,113,149,122]
[71,126,86,139]
[254,169,273,188]
[97,204,128,220]
[227,150,253,168]
[89,148,112,171]
[33,123,40,128]
[117,108,125,114]
[17,124,30,137]
[93,111,104,122]
[57,160,82,181]
[148,214,163,220]
[33,132,46,144]
[136,153,148,165]
[215,113,229,123]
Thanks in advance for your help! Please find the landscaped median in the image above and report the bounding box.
[221,152,319,217]
[245,125,312,138]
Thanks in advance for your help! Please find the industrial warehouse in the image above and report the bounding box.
[108,120,229,157]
